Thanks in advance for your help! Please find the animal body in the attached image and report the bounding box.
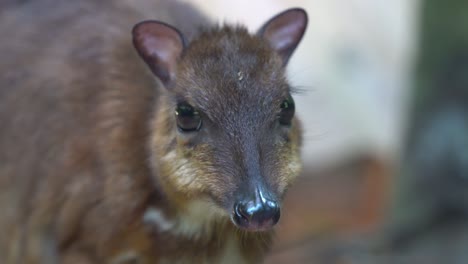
[0,0,306,263]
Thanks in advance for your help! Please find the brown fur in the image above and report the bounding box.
[0,0,303,263]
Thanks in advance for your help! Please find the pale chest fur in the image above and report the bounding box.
[158,237,245,264]
[142,200,249,264]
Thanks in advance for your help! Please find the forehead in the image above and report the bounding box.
[175,26,291,123]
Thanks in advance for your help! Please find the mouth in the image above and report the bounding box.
[230,213,280,232]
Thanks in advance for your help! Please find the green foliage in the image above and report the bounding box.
[414,0,468,106]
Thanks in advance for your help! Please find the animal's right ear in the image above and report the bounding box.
[132,21,186,88]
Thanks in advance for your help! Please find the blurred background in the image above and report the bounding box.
[188,0,468,263]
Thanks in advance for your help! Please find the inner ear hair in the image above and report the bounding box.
[132,21,187,87]
[257,8,308,65]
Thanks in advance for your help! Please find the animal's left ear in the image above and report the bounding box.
[257,8,308,65]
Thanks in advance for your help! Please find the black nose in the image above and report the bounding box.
[233,190,280,231]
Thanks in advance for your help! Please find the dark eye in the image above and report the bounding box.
[175,103,202,132]
[278,95,295,126]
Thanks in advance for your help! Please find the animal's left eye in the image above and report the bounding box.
[278,95,295,126]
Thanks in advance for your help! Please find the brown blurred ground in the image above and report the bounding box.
[264,155,393,264]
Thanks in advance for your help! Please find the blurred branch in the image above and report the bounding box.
[386,0,468,259]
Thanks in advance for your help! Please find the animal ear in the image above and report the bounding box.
[132,21,186,87]
[257,8,308,65]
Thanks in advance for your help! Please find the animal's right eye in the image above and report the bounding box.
[175,103,202,132]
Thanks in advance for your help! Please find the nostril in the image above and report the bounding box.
[234,202,249,221]
[266,200,279,212]
[260,199,280,222]
[269,201,280,224]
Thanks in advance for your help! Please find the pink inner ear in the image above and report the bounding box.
[132,21,185,86]
[265,17,305,53]
[259,9,308,63]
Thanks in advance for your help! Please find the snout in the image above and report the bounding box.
[232,188,280,231]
